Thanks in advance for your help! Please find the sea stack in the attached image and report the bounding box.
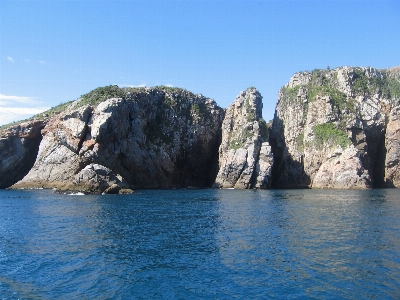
[213,87,273,189]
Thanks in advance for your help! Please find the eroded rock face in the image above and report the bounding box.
[312,147,370,189]
[213,88,273,189]
[0,120,45,189]
[385,106,400,186]
[12,86,224,192]
[271,66,400,189]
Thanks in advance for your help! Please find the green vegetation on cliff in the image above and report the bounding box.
[79,85,126,107]
[306,69,356,113]
[228,118,268,150]
[229,126,253,150]
[353,68,400,104]
[245,96,256,122]
[280,86,300,103]
[279,67,400,116]
[313,123,350,149]
[259,118,269,140]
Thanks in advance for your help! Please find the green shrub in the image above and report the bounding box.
[259,118,268,140]
[313,123,350,149]
[244,96,256,122]
[380,77,400,101]
[280,85,300,103]
[164,95,176,107]
[79,85,126,107]
[296,133,304,152]
[352,68,400,101]
[229,127,254,150]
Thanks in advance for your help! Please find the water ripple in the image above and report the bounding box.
[0,189,400,299]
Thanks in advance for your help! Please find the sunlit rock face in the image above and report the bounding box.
[270,66,400,189]
[213,87,273,189]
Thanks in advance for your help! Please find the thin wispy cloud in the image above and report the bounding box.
[0,107,50,114]
[134,83,147,88]
[119,83,147,88]
[7,56,14,62]
[0,94,35,105]
[0,94,49,126]
[0,106,50,126]
[120,83,175,88]
[39,60,46,64]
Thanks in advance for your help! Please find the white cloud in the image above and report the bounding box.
[7,56,14,62]
[0,94,35,103]
[119,83,147,88]
[0,94,48,126]
[39,60,46,64]
[118,83,175,88]
[134,83,147,88]
[0,107,50,126]
[0,94,36,107]
[0,107,49,114]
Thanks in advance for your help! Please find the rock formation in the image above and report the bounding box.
[8,86,224,193]
[270,66,400,188]
[0,120,45,189]
[2,66,400,192]
[213,88,273,188]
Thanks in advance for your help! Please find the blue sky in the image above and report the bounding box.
[1,0,399,125]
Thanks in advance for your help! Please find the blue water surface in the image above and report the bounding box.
[0,188,400,299]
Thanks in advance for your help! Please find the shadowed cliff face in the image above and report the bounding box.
[8,86,224,192]
[271,66,400,189]
[0,121,45,189]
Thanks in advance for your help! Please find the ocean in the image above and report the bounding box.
[0,188,399,299]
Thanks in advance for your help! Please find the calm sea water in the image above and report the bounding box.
[1,188,400,299]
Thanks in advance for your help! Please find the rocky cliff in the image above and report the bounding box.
[270,66,400,189]
[0,120,45,189]
[8,86,224,193]
[213,88,273,188]
[2,66,400,193]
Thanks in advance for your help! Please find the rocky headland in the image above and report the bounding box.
[270,66,400,188]
[1,66,399,193]
[2,86,224,193]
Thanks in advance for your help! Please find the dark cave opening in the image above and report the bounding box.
[369,130,387,188]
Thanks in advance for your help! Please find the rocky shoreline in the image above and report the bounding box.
[1,66,400,193]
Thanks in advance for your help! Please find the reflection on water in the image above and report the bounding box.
[215,189,400,298]
[0,189,400,299]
